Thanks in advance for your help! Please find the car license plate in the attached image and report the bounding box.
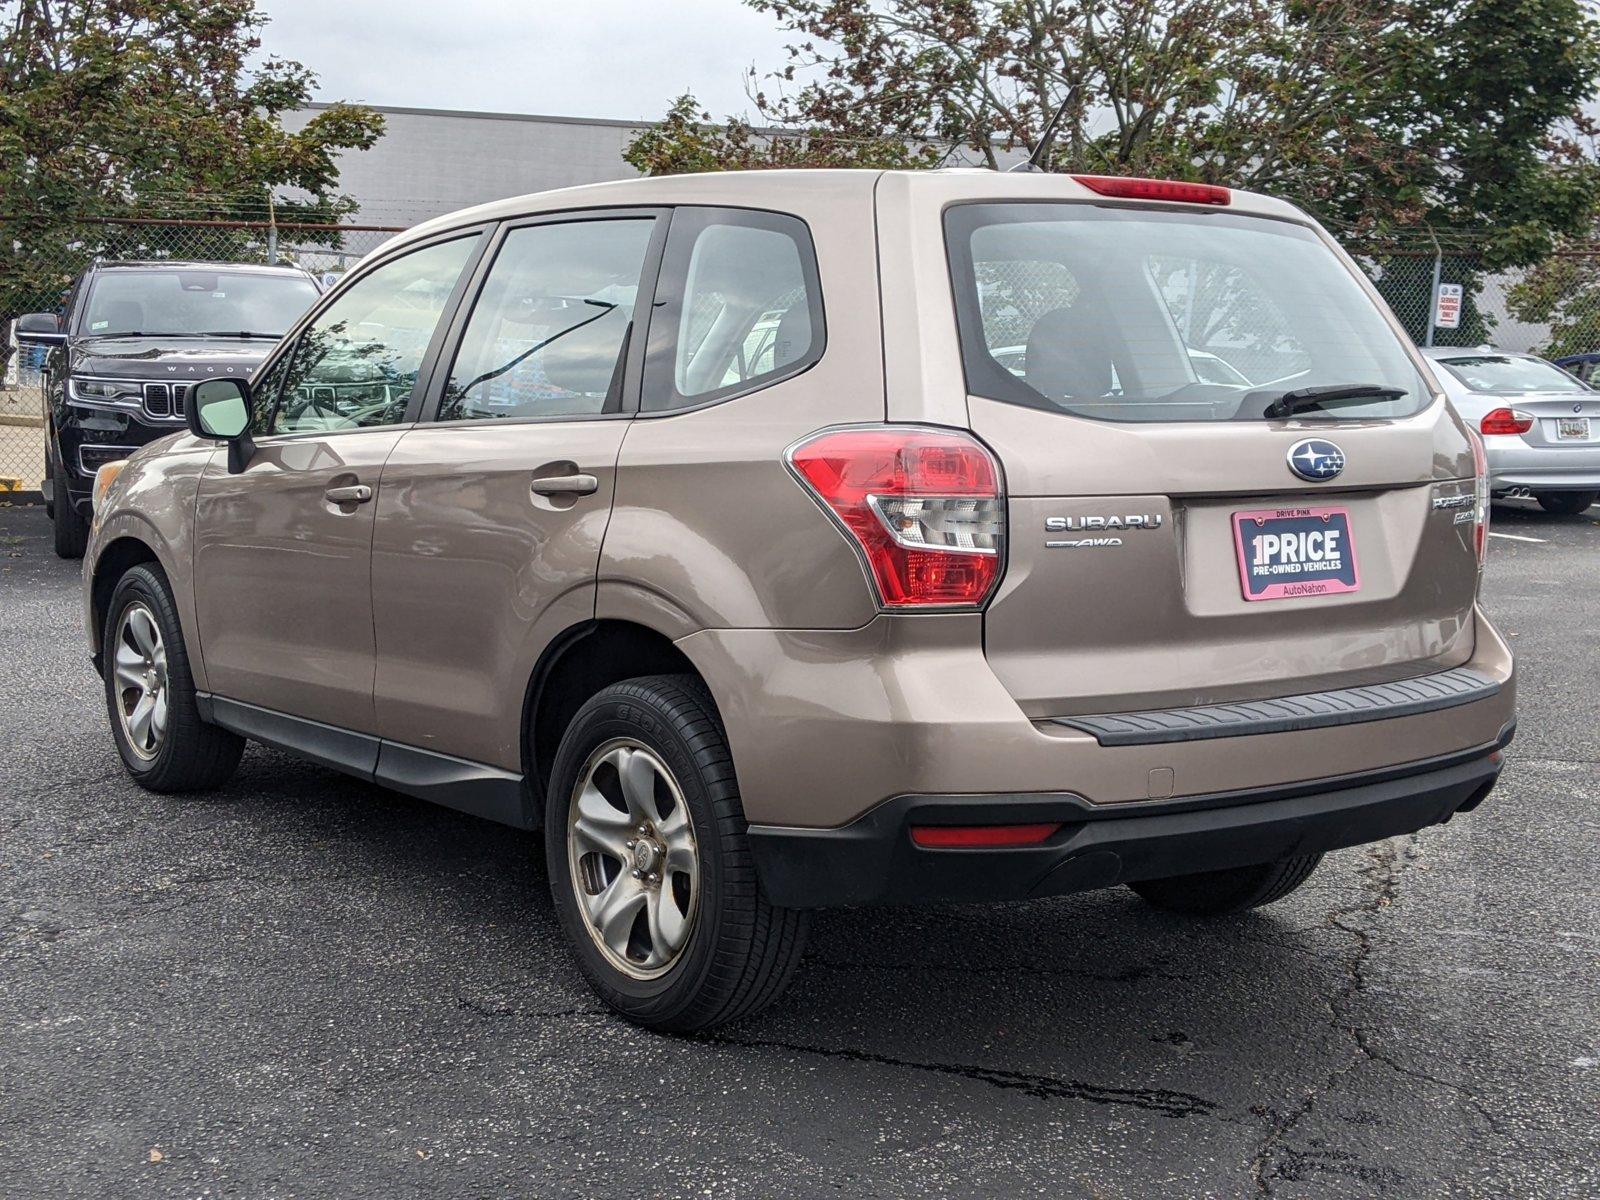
[1233,507,1360,602]
[1557,417,1590,440]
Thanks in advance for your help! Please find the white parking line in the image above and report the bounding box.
[1488,531,1548,544]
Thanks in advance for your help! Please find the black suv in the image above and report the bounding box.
[15,260,321,556]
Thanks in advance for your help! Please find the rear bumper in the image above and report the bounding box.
[677,608,1516,829]
[749,726,1512,909]
[1484,440,1600,490]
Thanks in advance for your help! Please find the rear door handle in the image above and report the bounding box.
[325,484,373,504]
[530,473,599,497]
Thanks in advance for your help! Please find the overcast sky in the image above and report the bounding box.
[253,0,796,122]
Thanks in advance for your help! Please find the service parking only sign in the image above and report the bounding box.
[1435,283,1463,329]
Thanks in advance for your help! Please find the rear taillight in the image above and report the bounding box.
[1479,408,1534,436]
[787,426,1005,609]
[1468,428,1490,568]
[1072,175,1231,205]
[911,823,1061,849]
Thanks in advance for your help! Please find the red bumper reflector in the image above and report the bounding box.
[1072,175,1231,205]
[911,823,1063,849]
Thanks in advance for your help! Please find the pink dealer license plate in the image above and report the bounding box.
[1233,506,1360,601]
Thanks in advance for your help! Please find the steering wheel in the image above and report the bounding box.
[281,388,342,424]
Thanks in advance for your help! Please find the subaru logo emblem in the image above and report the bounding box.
[1287,438,1345,482]
[1575,404,1584,414]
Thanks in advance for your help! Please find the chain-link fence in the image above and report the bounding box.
[1360,244,1600,359]
[1,217,401,494]
[4,214,1600,495]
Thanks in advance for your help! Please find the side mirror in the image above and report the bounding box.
[189,378,255,474]
[15,312,66,345]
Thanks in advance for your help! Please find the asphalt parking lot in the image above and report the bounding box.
[1,499,1596,1199]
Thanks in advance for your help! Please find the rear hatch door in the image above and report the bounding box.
[944,198,1481,719]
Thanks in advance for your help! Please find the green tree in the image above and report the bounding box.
[1507,248,1600,355]
[0,0,383,317]
[623,92,939,175]
[626,0,1600,269]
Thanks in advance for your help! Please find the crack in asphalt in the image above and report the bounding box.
[1250,839,1416,1194]
[708,1035,1220,1119]
[1248,836,1510,1194]
[453,994,1221,1119]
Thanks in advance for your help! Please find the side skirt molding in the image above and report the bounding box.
[198,694,533,830]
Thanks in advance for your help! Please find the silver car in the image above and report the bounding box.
[1424,347,1600,515]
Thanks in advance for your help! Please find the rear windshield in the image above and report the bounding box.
[80,269,319,339]
[1435,354,1590,395]
[946,203,1429,423]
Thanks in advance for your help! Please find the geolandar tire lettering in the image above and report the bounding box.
[544,674,808,1032]
[102,564,244,793]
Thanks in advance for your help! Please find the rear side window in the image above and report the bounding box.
[946,203,1428,423]
[642,208,823,412]
[439,217,657,422]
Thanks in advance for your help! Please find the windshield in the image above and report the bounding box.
[946,203,1429,423]
[1435,354,1590,395]
[80,269,318,338]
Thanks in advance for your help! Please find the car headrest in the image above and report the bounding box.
[1025,306,1113,400]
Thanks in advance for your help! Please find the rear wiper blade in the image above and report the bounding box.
[1263,384,1406,419]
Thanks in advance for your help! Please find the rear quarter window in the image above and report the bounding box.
[642,208,824,412]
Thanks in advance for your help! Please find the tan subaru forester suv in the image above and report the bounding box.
[83,170,1515,1030]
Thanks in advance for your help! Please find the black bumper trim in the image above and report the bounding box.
[749,729,1512,909]
[1051,667,1500,746]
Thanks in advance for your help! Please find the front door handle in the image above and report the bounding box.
[325,484,373,504]
[530,473,599,497]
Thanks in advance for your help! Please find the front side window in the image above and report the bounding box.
[439,218,655,422]
[80,269,318,339]
[1436,354,1591,395]
[947,203,1429,423]
[643,208,823,412]
[271,236,478,435]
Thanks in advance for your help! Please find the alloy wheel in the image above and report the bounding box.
[566,739,700,979]
[112,602,169,761]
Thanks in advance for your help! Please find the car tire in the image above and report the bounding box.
[103,563,244,792]
[42,440,54,519]
[1534,490,1598,516]
[51,448,89,559]
[545,674,809,1032]
[1127,854,1323,916]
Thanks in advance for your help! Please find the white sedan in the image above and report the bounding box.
[1424,347,1600,515]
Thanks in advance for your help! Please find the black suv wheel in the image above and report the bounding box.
[51,444,89,559]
